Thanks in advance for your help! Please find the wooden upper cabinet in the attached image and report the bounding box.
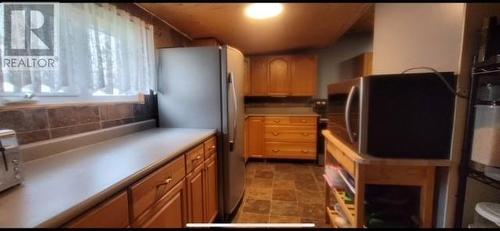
[267,56,291,96]
[247,55,316,96]
[340,52,373,79]
[291,55,317,96]
[250,57,268,96]
[244,58,251,96]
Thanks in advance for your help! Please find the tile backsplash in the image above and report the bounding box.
[244,96,313,107]
[0,95,158,145]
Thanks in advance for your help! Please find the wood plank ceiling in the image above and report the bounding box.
[139,3,373,55]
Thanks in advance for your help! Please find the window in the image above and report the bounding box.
[0,3,156,103]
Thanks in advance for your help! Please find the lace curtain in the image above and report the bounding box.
[0,3,156,97]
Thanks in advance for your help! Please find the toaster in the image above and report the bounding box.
[0,129,22,192]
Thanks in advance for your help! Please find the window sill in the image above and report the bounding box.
[0,94,146,111]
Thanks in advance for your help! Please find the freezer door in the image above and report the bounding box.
[222,46,246,217]
[157,46,222,129]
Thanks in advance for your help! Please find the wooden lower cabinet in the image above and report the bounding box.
[245,116,317,160]
[246,117,265,158]
[186,164,205,223]
[185,137,218,224]
[65,135,218,228]
[136,180,188,228]
[204,154,218,223]
[66,191,129,228]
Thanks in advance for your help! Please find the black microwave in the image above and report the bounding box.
[327,72,456,159]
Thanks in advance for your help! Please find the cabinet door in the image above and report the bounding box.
[66,191,129,228]
[361,52,373,76]
[247,117,264,157]
[250,57,268,96]
[186,165,205,223]
[139,181,187,228]
[204,155,218,223]
[291,55,317,96]
[244,58,251,96]
[244,119,249,162]
[268,56,291,96]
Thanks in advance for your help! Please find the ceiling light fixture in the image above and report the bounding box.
[244,3,283,20]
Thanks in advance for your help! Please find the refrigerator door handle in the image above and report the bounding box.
[228,72,238,151]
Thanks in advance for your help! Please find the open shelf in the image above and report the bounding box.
[469,169,500,190]
[323,174,356,225]
[326,206,350,228]
[332,187,356,225]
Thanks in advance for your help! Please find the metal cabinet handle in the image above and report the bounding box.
[273,120,281,123]
[210,145,216,150]
[193,155,202,160]
[301,119,307,123]
[272,149,280,153]
[301,132,310,136]
[157,177,173,188]
[272,132,280,136]
[301,150,309,153]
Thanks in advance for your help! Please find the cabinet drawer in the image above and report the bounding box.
[289,117,317,125]
[264,125,316,142]
[264,116,317,126]
[66,191,129,228]
[265,116,290,125]
[264,142,316,157]
[327,142,355,177]
[204,136,217,158]
[130,154,186,220]
[186,144,204,173]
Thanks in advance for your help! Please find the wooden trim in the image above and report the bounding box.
[322,130,451,166]
[354,164,365,227]
[0,98,143,111]
[420,166,436,228]
[133,3,192,41]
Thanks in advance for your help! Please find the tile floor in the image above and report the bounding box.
[232,160,330,228]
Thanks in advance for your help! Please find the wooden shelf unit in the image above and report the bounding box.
[326,207,351,228]
[322,130,451,228]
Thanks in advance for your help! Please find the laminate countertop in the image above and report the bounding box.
[0,128,216,228]
[245,113,319,117]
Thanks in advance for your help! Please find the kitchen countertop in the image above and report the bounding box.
[245,113,319,117]
[0,128,216,228]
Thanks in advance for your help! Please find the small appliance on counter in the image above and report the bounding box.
[0,129,22,193]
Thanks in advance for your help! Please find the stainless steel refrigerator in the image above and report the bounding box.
[156,45,246,221]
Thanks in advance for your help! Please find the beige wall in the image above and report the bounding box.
[316,32,373,98]
[372,3,465,74]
